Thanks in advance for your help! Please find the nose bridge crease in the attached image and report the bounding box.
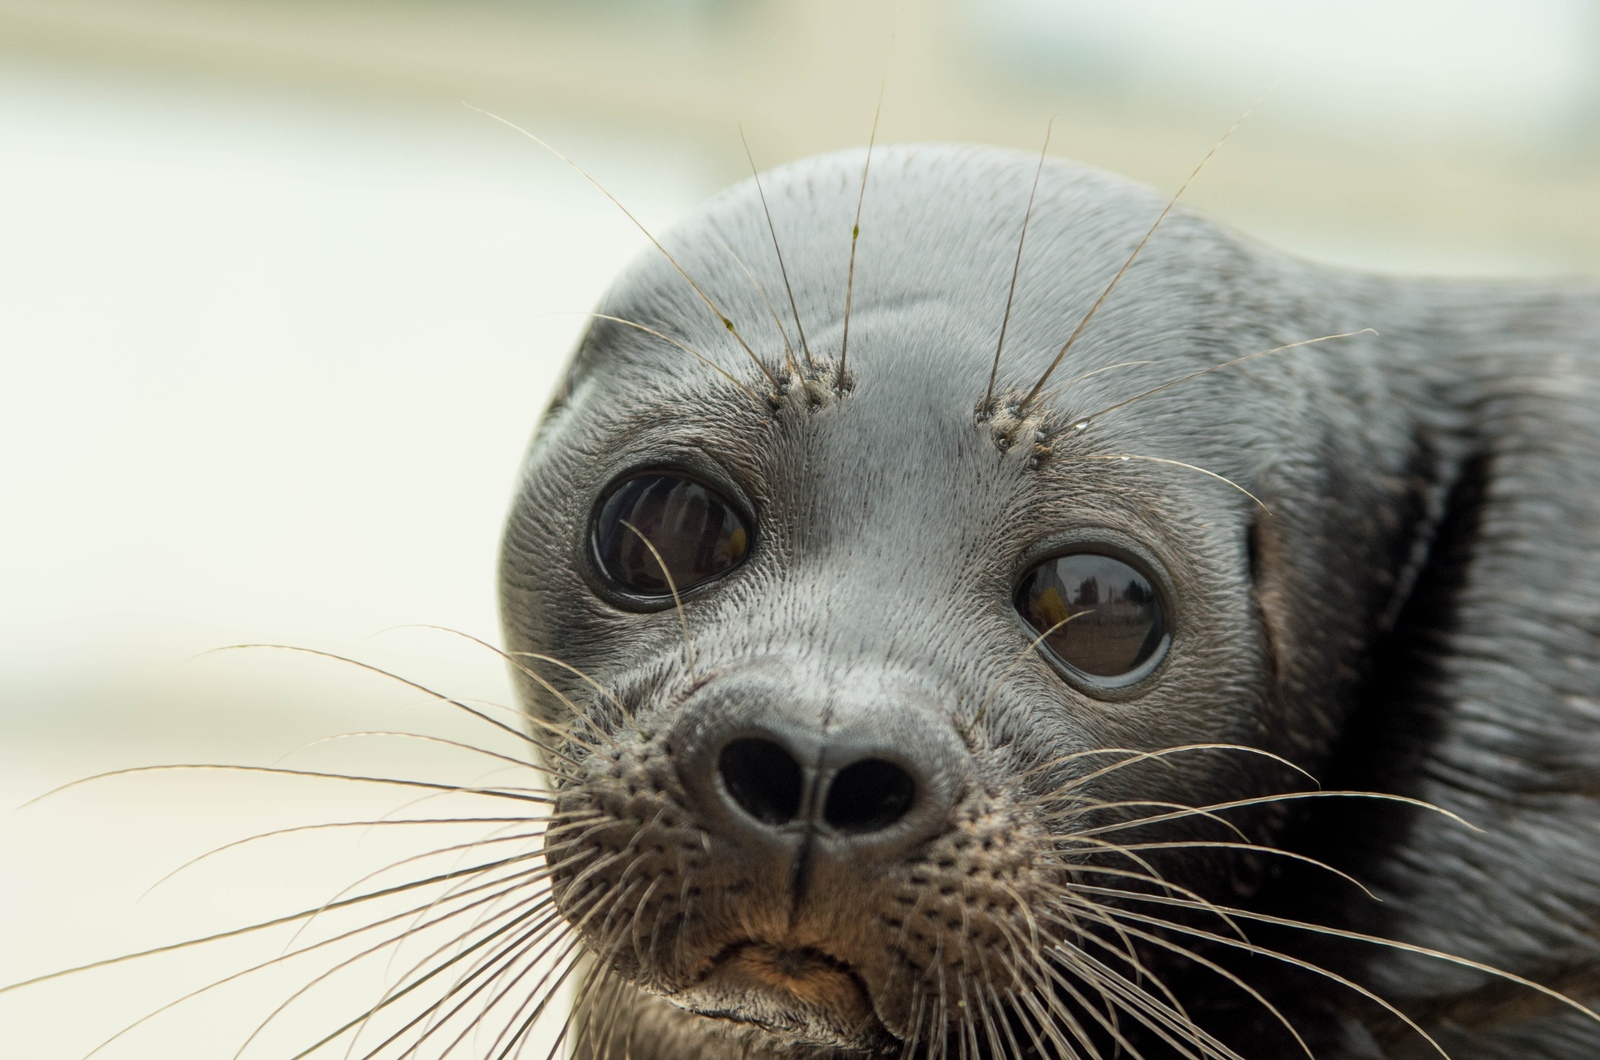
[786,741,831,906]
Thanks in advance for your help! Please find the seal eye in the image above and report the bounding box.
[590,473,750,599]
[1015,553,1168,682]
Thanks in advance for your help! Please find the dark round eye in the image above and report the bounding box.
[1015,552,1168,683]
[590,473,750,599]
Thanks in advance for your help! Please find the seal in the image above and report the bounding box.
[497,143,1600,1059]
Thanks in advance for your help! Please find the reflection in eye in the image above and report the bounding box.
[1015,553,1167,680]
[591,473,750,599]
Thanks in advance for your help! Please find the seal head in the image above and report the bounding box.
[500,144,1600,1057]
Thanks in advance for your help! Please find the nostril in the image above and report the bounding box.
[718,738,804,826]
[823,758,916,834]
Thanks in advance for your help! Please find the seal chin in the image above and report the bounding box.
[676,941,893,1050]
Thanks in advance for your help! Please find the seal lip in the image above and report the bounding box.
[676,939,890,1050]
[1008,526,1178,701]
[578,456,758,613]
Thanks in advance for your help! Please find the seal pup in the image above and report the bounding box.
[497,142,1600,1059]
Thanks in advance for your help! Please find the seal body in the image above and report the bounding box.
[498,144,1600,1058]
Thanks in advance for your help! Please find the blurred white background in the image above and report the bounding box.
[1,0,1597,1056]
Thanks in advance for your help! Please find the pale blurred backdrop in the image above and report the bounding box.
[2,1,1598,1056]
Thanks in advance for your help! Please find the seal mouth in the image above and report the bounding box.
[680,940,890,1049]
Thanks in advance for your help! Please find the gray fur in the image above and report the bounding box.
[498,144,1600,1058]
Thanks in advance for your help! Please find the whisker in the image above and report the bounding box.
[141,814,568,901]
[988,919,1098,1057]
[537,979,584,1060]
[1047,898,1312,1060]
[1043,857,1250,943]
[958,970,978,1060]
[200,644,557,756]
[583,312,763,400]
[589,865,652,958]
[740,125,813,370]
[951,893,981,1060]
[349,897,577,1060]
[389,624,627,728]
[1069,789,1478,839]
[984,116,1054,414]
[1059,838,1380,902]
[464,103,778,389]
[1018,795,1254,844]
[552,831,650,905]
[282,837,563,953]
[481,924,593,1060]
[1057,358,1157,391]
[343,861,610,1060]
[278,730,568,775]
[1070,453,1270,512]
[996,878,1042,955]
[623,873,666,975]
[619,519,696,681]
[414,870,619,1060]
[1090,884,1600,1033]
[1054,890,1270,1050]
[287,908,570,1060]
[1030,896,1158,1043]
[1025,912,1207,1059]
[837,73,886,387]
[930,929,950,1060]
[234,886,560,1060]
[986,957,1058,1060]
[1068,960,1228,1060]
[1037,928,1230,1060]
[84,865,556,1060]
[896,987,926,1060]
[577,960,630,1058]
[708,229,798,376]
[1,853,551,995]
[1019,92,1269,413]
[1021,944,1169,1060]
[507,650,628,723]
[963,609,1092,734]
[23,763,553,815]
[1023,742,1318,793]
[1066,330,1376,434]
[1061,897,1453,1058]
[976,981,1016,1060]
[370,827,591,979]
[582,890,656,1056]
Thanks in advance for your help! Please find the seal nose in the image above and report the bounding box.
[709,728,923,838]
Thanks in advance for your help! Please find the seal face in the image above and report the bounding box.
[499,144,1600,1058]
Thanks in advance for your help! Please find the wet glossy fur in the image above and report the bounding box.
[498,144,1600,1058]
